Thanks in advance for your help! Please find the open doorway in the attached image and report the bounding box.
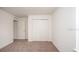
[13,17,28,41]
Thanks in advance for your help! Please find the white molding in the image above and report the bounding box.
[0,40,13,49]
[73,49,79,52]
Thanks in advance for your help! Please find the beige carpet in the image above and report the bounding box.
[0,40,59,52]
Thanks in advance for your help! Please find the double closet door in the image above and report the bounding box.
[32,19,49,41]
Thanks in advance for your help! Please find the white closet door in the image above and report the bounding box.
[32,19,49,41]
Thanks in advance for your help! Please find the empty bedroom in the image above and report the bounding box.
[0,7,76,52]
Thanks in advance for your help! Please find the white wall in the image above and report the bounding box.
[0,9,14,49]
[51,7,76,52]
[28,15,52,41]
[14,17,28,39]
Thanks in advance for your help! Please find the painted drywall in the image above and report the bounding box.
[0,9,14,49]
[28,15,52,41]
[51,7,76,52]
[14,17,28,39]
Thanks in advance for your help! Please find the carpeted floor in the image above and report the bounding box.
[0,40,59,52]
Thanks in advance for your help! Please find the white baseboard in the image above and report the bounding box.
[73,49,79,52]
[0,40,13,49]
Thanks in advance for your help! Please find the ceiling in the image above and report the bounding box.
[0,7,56,17]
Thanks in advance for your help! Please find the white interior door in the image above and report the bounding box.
[32,19,49,41]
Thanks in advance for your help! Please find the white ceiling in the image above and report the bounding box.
[0,7,56,17]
